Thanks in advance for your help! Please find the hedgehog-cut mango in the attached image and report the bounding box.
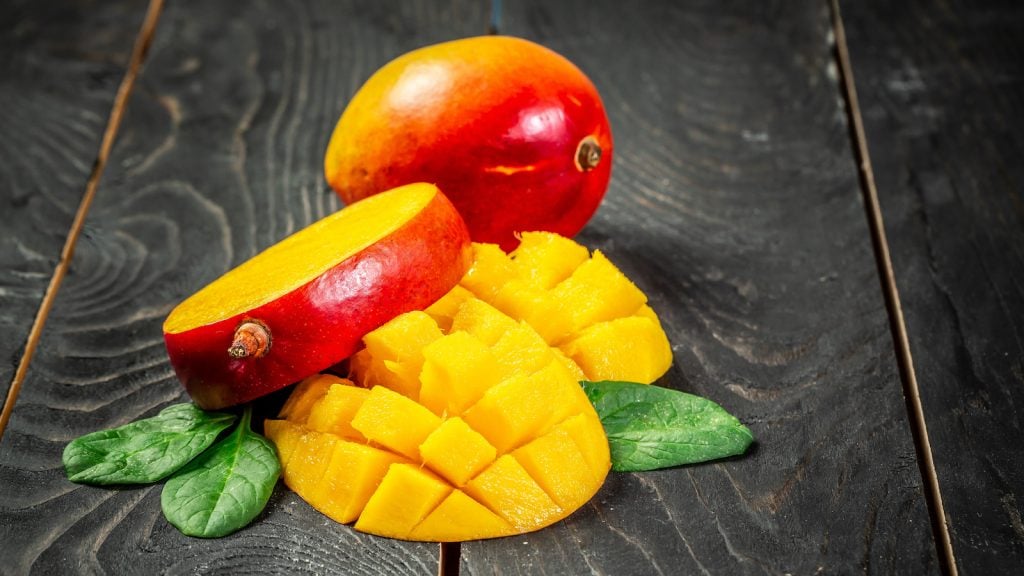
[267,314,610,542]
[434,231,673,384]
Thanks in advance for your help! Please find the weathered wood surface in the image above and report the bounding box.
[843,0,1024,572]
[0,0,148,401]
[460,0,939,573]
[0,0,488,573]
[0,0,963,573]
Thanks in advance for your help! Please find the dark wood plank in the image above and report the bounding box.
[0,0,149,402]
[460,0,941,573]
[842,0,1024,572]
[0,0,490,573]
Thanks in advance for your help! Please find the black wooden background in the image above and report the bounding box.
[1,0,1021,574]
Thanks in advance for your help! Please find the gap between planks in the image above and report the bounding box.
[0,0,166,440]
[828,0,958,574]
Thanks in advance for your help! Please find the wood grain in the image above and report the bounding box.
[0,0,489,573]
[842,0,1024,572]
[0,0,149,404]
[459,0,941,573]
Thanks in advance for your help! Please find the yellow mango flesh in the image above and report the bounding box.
[458,232,672,383]
[266,300,609,542]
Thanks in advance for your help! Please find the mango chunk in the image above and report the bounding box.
[491,279,567,343]
[419,417,497,486]
[355,463,452,539]
[513,427,597,510]
[463,455,563,530]
[410,489,514,541]
[489,322,556,378]
[453,233,672,383]
[351,385,441,459]
[263,419,303,467]
[278,374,344,423]
[460,243,515,300]
[419,331,502,416]
[284,429,339,497]
[462,361,584,454]
[546,251,647,342]
[424,285,475,331]
[510,231,590,290]
[554,412,611,485]
[308,440,406,524]
[353,311,443,398]
[449,298,517,347]
[562,315,674,383]
[305,383,370,440]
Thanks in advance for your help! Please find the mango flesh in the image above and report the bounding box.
[267,310,610,541]
[443,232,673,383]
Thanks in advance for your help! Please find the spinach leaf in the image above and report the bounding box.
[161,405,280,538]
[582,380,754,472]
[63,403,236,484]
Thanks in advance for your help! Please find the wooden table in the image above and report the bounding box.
[2,0,1021,573]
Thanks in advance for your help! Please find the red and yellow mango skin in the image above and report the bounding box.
[325,36,613,252]
[163,185,472,410]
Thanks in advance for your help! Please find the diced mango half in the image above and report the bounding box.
[454,232,672,383]
[268,303,609,541]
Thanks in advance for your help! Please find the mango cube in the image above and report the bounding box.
[419,417,497,486]
[419,331,502,416]
[510,231,590,289]
[355,463,452,539]
[562,315,674,383]
[308,440,406,524]
[463,455,563,530]
[351,385,441,459]
[305,383,370,440]
[410,489,514,541]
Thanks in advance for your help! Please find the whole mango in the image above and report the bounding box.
[324,36,613,251]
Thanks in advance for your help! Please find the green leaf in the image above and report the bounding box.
[581,380,754,472]
[63,403,236,485]
[161,405,280,538]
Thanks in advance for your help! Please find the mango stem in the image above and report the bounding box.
[228,321,271,359]
[575,136,602,171]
